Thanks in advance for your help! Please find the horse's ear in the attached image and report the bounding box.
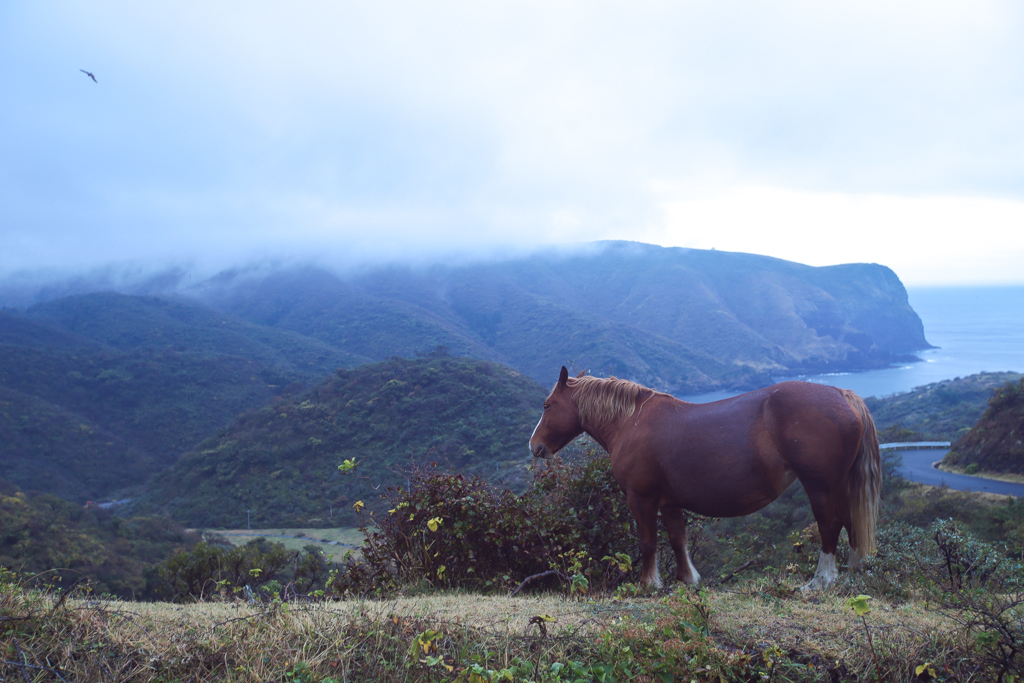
[558,366,569,386]
[575,370,586,378]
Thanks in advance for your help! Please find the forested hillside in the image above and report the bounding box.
[865,371,1023,442]
[0,294,368,501]
[0,346,300,501]
[0,477,196,598]
[944,377,1024,474]
[24,292,368,373]
[130,356,548,528]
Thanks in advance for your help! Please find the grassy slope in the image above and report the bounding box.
[865,371,1023,441]
[133,356,548,529]
[945,377,1024,474]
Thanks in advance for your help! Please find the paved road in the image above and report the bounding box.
[893,447,1024,497]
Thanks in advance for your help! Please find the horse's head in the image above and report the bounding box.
[529,366,584,458]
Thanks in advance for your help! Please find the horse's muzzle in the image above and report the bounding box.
[531,442,549,458]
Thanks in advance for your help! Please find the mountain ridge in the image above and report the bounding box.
[0,243,930,504]
[194,242,928,393]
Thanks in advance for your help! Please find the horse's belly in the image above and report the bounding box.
[662,470,797,518]
[680,493,779,518]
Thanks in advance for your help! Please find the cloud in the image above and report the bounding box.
[646,185,1024,285]
[2,1,1024,282]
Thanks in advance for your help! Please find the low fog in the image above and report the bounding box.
[4,2,1024,288]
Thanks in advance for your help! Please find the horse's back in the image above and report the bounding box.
[615,381,864,517]
[619,386,788,516]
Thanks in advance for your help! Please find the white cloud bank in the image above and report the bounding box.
[647,186,1024,285]
[2,1,1024,284]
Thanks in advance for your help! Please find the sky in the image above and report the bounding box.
[3,1,1024,286]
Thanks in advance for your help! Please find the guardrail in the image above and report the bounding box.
[879,441,951,450]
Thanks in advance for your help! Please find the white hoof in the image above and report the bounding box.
[801,551,838,591]
[682,557,701,586]
[641,562,663,588]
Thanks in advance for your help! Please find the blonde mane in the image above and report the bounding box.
[567,375,654,426]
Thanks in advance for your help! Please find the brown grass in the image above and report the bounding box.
[1,577,987,682]
[711,586,974,680]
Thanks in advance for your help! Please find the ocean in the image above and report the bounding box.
[682,285,1024,402]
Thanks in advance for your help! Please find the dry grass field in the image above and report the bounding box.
[1,573,987,682]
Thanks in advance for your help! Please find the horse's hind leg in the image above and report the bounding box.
[661,507,701,585]
[626,491,662,587]
[803,487,846,591]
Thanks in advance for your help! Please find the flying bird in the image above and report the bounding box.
[80,69,97,83]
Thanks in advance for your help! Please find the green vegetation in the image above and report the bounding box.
[945,377,1024,474]
[0,384,157,503]
[865,371,1023,441]
[333,438,1024,598]
[6,429,1024,679]
[133,356,548,529]
[0,478,196,598]
[0,577,950,682]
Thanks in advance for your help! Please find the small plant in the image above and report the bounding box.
[550,550,591,597]
[676,586,713,639]
[846,594,882,683]
[612,582,648,599]
[916,661,938,680]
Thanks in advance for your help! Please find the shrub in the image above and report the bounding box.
[334,442,640,596]
[158,538,328,601]
[920,520,1024,679]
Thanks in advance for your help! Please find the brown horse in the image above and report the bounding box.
[529,367,881,589]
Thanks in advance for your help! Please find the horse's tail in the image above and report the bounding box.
[841,389,881,561]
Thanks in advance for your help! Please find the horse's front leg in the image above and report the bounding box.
[661,507,701,586]
[626,490,662,587]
